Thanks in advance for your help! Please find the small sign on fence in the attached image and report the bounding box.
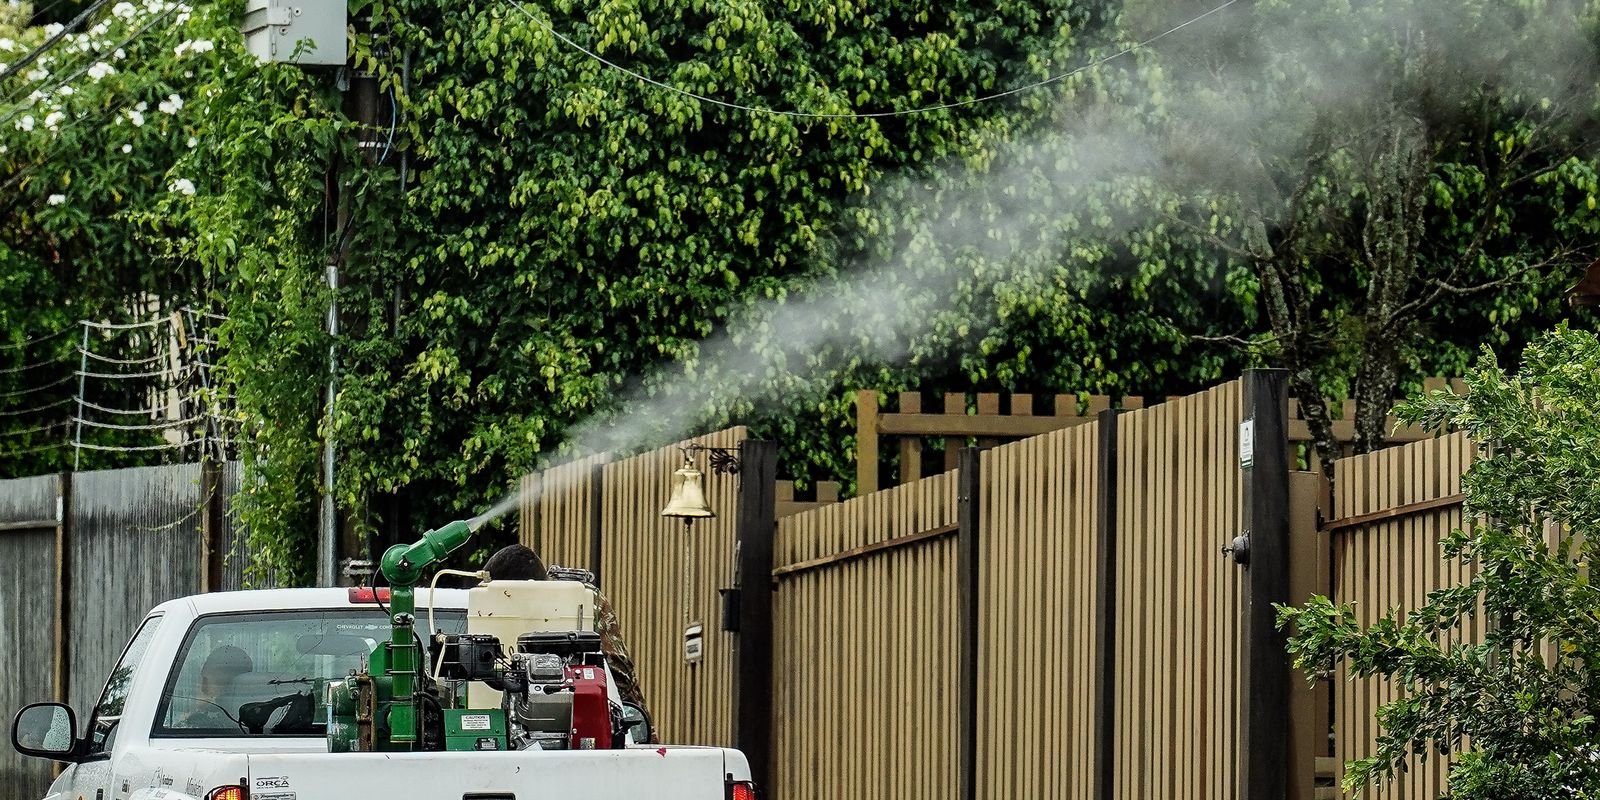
[683,622,704,664]
[1239,418,1255,469]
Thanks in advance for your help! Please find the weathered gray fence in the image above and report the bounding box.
[0,461,259,798]
[0,475,62,800]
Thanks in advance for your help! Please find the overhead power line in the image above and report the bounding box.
[0,373,74,399]
[75,439,187,452]
[0,0,114,85]
[0,418,68,438]
[503,0,1242,120]
[77,346,172,366]
[0,325,73,351]
[0,397,70,417]
[79,314,177,332]
[73,414,202,431]
[0,353,71,374]
[0,5,182,130]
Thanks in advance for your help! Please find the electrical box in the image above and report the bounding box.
[241,0,345,66]
[444,709,508,752]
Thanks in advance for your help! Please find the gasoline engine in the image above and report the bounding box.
[325,518,632,753]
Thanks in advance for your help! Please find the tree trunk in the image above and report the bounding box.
[1253,238,1340,475]
[1350,339,1403,454]
[1351,117,1430,454]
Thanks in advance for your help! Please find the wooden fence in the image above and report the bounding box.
[772,471,960,800]
[761,372,1299,800]
[1328,432,1480,798]
[1111,380,1249,799]
[517,371,1476,800]
[854,389,1128,491]
[857,378,1468,491]
[516,429,748,748]
[976,417,1101,799]
[0,461,262,798]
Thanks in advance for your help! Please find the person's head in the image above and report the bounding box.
[483,544,547,581]
[197,645,252,699]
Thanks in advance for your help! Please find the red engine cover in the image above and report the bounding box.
[567,664,612,750]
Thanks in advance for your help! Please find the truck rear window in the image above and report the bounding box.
[152,608,466,738]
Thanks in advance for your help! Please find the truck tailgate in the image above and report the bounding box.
[246,748,732,799]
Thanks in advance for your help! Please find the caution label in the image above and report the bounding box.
[461,714,493,731]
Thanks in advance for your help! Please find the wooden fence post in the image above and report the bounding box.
[1238,369,1292,800]
[588,461,604,586]
[957,446,982,800]
[54,471,71,707]
[1093,410,1121,800]
[733,439,777,795]
[201,459,224,593]
[856,390,879,495]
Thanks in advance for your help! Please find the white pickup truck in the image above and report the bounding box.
[11,587,754,800]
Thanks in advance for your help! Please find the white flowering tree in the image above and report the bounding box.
[0,0,242,471]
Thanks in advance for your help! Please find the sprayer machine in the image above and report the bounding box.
[325,517,638,754]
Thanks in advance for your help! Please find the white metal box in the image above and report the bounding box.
[241,0,346,66]
[465,580,599,708]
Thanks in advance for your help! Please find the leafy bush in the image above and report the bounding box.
[1281,326,1600,799]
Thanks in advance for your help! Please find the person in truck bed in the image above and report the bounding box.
[482,544,651,734]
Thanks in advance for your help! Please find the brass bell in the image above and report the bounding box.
[660,455,715,521]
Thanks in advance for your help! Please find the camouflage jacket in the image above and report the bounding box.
[591,585,650,725]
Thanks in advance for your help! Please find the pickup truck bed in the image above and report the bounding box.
[245,748,737,798]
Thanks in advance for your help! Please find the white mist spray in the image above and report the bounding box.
[466,0,1599,528]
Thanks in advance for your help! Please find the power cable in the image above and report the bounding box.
[0,325,73,351]
[76,364,190,380]
[0,353,71,374]
[0,0,114,85]
[72,415,203,431]
[0,397,71,417]
[0,373,75,399]
[503,0,1242,120]
[75,439,186,452]
[77,346,172,366]
[77,394,199,416]
[0,419,69,438]
[0,0,179,115]
[0,5,181,130]
[27,0,82,28]
[0,11,172,116]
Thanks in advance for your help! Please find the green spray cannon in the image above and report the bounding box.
[327,516,484,752]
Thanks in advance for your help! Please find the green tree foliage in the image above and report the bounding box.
[3,0,1597,582]
[1280,326,1600,799]
[0,0,239,475]
[166,0,1259,576]
[1156,0,1600,468]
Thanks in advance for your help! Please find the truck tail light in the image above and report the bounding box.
[726,781,757,800]
[206,787,247,800]
[348,587,391,604]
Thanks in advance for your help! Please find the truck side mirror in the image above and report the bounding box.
[620,702,652,745]
[13,703,79,762]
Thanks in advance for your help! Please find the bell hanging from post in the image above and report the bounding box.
[661,454,716,522]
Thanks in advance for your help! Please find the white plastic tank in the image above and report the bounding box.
[465,579,598,708]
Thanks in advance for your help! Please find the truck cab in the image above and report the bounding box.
[12,588,753,800]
